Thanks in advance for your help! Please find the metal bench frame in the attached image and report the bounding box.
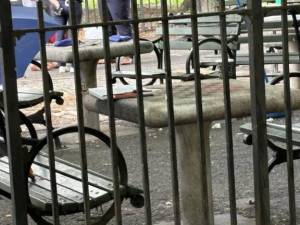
[241,122,300,173]
[0,108,144,225]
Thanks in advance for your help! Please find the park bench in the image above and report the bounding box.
[184,9,300,79]
[16,61,64,128]
[0,111,144,225]
[240,122,300,173]
[155,14,242,64]
[112,14,243,85]
[113,2,300,85]
[3,6,65,129]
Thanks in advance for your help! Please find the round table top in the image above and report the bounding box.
[36,40,154,63]
[85,79,300,128]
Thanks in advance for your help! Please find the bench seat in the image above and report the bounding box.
[112,69,166,79]
[156,24,240,37]
[199,52,300,66]
[240,122,300,146]
[0,153,121,215]
[240,122,300,173]
[17,91,63,108]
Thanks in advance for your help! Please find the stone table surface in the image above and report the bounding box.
[85,79,300,128]
[84,78,300,225]
[35,39,154,129]
[36,40,154,63]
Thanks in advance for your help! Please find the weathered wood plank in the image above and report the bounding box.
[156,25,240,36]
[0,155,114,213]
[1,156,111,198]
[160,14,242,25]
[0,159,83,202]
[112,69,166,78]
[156,40,238,51]
[199,52,300,66]
[33,154,115,191]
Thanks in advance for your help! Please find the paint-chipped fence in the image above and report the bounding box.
[1,0,300,225]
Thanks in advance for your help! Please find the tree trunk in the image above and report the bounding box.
[180,0,219,12]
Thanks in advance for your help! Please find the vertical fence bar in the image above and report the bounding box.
[190,0,213,223]
[0,1,28,224]
[247,0,270,224]
[36,2,60,224]
[219,1,237,225]
[282,1,296,224]
[98,0,123,223]
[92,0,97,22]
[84,0,90,23]
[131,1,153,224]
[68,0,91,223]
[160,0,181,224]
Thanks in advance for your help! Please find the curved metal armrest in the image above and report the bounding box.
[270,72,300,85]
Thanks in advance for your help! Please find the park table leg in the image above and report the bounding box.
[176,122,214,225]
[80,60,99,130]
[289,40,300,89]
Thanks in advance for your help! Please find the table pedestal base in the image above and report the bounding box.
[80,60,99,130]
[289,40,300,89]
[176,122,214,225]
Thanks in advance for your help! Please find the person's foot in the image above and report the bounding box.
[30,62,59,71]
[120,56,133,65]
[30,64,40,71]
[58,66,67,73]
[47,62,59,70]
[98,59,116,64]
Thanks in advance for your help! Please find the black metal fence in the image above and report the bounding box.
[0,0,300,224]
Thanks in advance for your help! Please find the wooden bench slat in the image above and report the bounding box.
[0,155,114,214]
[0,165,65,212]
[156,25,240,36]
[16,91,63,108]
[156,40,238,51]
[34,154,115,192]
[0,165,51,205]
[0,156,111,198]
[112,69,166,79]
[0,165,15,194]
[0,159,84,202]
[238,33,295,44]
[199,52,300,66]
[31,163,110,199]
[164,15,242,25]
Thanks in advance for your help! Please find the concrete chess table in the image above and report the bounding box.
[84,79,300,225]
[36,40,154,128]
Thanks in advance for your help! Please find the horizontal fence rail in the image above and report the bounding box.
[0,0,300,225]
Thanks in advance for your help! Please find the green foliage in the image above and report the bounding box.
[83,0,184,9]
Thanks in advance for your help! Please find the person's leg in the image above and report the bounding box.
[74,0,83,24]
[107,0,132,64]
[107,9,117,36]
[54,14,68,41]
[54,14,68,72]
[107,0,132,37]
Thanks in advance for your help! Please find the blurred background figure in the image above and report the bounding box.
[47,0,83,72]
[104,0,133,65]
[21,0,60,71]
